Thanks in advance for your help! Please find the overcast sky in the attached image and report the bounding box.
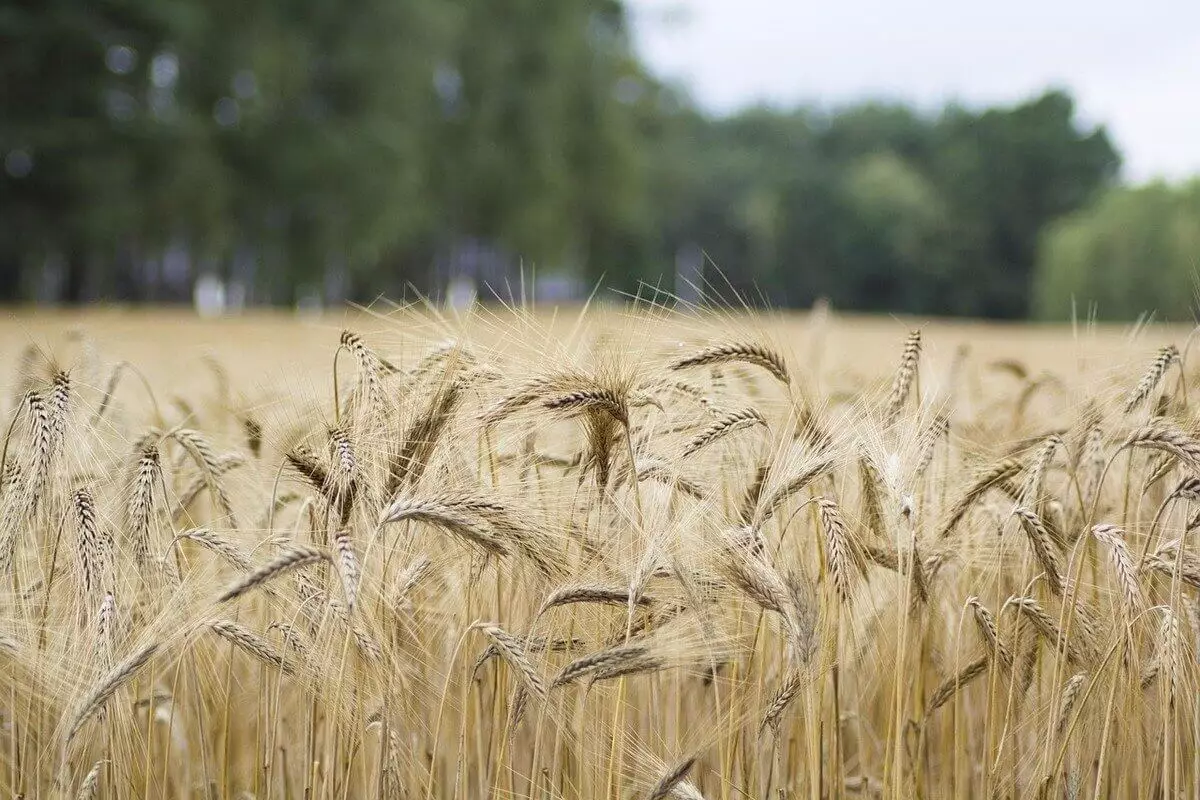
[628,0,1200,183]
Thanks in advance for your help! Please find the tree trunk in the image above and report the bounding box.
[0,251,22,303]
[62,247,87,304]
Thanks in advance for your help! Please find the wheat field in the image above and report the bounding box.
[0,303,1196,799]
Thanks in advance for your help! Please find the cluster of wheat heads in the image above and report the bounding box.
[0,313,1198,799]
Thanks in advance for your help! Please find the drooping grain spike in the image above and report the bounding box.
[1020,433,1063,506]
[754,456,835,529]
[683,406,766,458]
[478,624,549,701]
[1056,673,1087,735]
[1121,421,1200,477]
[647,756,699,800]
[211,619,296,675]
[388,375,463,491]
[740,462,770,525]
[818,497,861,602]
[912,413,950,485]
[173,527,252,571]
[219,545,330,603]
[67,641,159,742]
[285,445,330,495]
[75,760,104,800]
[925,655,989,716]
[669,341,791,385]
[552,644,650,688]
[542,386,628,424]
[1012,507,1065,596]
[937,458,1023,539]
[339,329,384,415]
[537,584,650,617]
[760,669,805,733]
[1091,524,1144,614]
[967,596,1013,670]
[1125,344,1179,414]
[333,527,360,611]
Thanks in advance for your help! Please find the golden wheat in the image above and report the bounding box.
[0,308,1194,799]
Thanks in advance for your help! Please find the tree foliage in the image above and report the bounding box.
[1,0,1128,318]
[1034,180,1200,321]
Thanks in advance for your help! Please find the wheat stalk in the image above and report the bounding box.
[1012,507,1064,596]
[339,329,385,414]
[127,438,161,568]
[67,641,159,742]
[938,458,1023,539]
[818,497,861,602]
[537,584,651,617]
[552,643,650,688]
[74,760,104,800]
[682,406,767,458]
[392,555,432,607]
[925,655,989,715]
[333,527,360,611]
[760,668,805,733]
[754,456,834,528]
[1055,672,1087,735]
[1144,541,1200,589]
[379,493,510,557]
[73,488,107,598]
[669,341,791,385]
[388,377,463,491]
[647,755,699,800]
[48,369,71,450]
[884,330,921,423]
[172,527,252,571]
[328,600,383,661]
[1091,524,1144,614]
[1125,344,1179,414]
[913,413,950,485]
[23,390,53,516]
[967,596,1013,670]
[211,619,296,674]
[219,545,330,602]
[1121,421,1200,476]
[1005,596,1093,665]
[477,624,549,700]
[1020,433,1063,506]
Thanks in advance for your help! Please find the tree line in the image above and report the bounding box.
[0,0,1189,319]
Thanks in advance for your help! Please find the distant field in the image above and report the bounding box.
[1,305,1185,395]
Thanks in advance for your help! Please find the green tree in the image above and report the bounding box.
[1034,180,1200,321]
[928,90,1120,317]
[425,0,647,297]
[834,151,946,311]
[0,0,452,303]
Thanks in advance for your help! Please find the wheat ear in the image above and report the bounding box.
[669,341,791,385]
[67,641,159,742]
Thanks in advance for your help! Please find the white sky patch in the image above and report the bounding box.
[629,0,1200,182]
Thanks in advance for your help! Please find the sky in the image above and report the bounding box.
[628,0,1200,183]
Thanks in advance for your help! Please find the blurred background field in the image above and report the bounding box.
[1,307,1187,405]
